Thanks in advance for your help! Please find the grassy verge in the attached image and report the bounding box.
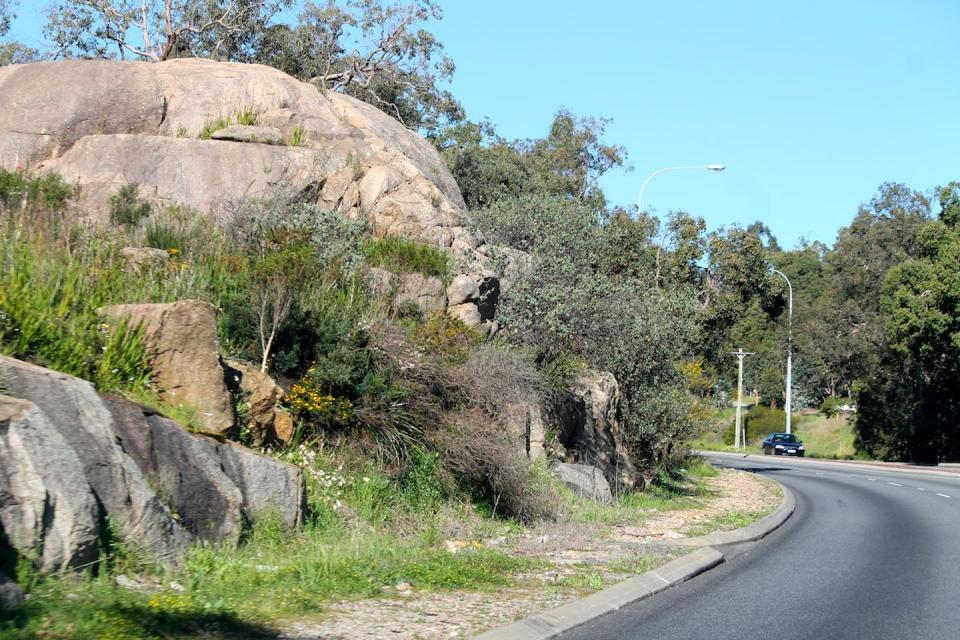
[0,455,734,639]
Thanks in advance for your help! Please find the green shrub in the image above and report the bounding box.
[0,169,75,211]
[723,405,787,446]
[363,236,451,280]
[109,183,152,227]
[820,397,843,418]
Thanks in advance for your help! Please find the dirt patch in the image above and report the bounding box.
[279,469,780,640]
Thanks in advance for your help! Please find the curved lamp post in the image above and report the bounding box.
[636,164,726,213]
[770,268,793,434]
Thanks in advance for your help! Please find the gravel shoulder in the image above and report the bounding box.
[280,468,781,640]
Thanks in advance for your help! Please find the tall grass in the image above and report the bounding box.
[363,236,451,281]
[0,221,151,390]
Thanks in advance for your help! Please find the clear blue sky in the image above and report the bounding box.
[10,1,960,248]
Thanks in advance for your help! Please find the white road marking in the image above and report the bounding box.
[917,487,927,491]
[937,493,952,499]
[868,478,876,482]
[888,482,903,486]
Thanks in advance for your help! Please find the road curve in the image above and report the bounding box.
[560,453,960,640]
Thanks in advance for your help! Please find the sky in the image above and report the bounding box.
[9,0,960,249]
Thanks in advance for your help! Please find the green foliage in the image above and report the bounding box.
[820,397,843,418]
[400,448,447,513]
[43,0,288,62]
[287,124,306,147]
[0,169,75,211]
[722,405,787,446]
[0,233,151,392]
[198,115,232,140]
[108,183,152,227]
[854,183,960,462]
[233,105,260,126]
[254,1,461,136]
[363,236,451,280]
[477,193,701,468]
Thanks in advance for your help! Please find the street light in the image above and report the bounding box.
[636,164,726,213]
[770,268,793,434]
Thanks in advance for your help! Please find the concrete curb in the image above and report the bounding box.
[674,483,795,547]
[473,547,723,640]
[475,472,796,640]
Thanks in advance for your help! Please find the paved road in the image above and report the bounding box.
[561,453,960,640]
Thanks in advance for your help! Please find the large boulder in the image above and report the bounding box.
[0,58,502,323]
[552,462,613,505]
[100,300,234,435]
[0,571,25,609]
[393,273,447,314]
[557,371,643,492]
[0,395,100,573]
[0,355,191,564]
[0,58,472,250]
[104,397,305,541]
[0,355,305,571]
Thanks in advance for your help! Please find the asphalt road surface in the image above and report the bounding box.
[561,453,960,640]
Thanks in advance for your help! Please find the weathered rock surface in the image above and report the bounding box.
[446,275,480,306]
[0,58,504,323]
[0,395,99,573]
[552,462,613,505]
[100,300,234,434]
[447,302,483,328]
[504,400,547,461]
[0,355,305,572]
[223,359,294,446]
[557,371,643,492]
[0,355,190,565]
[394,273,447,314]
[0,59,471,248]
[210,124,284,145]
[120,246,169,273]
[104,396,305,541]
[0,571,25,609]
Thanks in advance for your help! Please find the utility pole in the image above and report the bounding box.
[731,348,755,449]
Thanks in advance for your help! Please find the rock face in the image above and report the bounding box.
[223,359,294,446]
[0,355,190,568]
[552,462,613,505]
[504,400,547,461]
[0,571,25,609]
[104,397,305,541]
[100,300,234,435]
[0,396,100,573]
[557,371,643,492]
[210,124,284,145]
[0,355,305,572]
[0,58,470,249]
[394,273,447,314]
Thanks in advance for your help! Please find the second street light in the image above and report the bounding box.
[636,164,726,213]
[770,267,793,434]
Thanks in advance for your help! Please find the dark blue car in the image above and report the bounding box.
[762,432,805,456]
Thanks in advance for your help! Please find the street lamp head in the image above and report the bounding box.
[706,164,726,172]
